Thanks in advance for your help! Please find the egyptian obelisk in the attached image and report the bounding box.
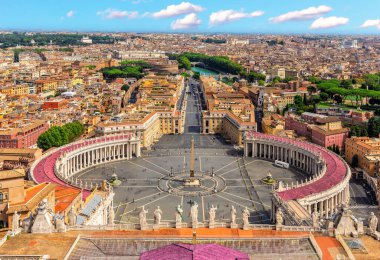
[190,136,195,178]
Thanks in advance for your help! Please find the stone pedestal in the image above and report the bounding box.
[275,224,282,231]
[209,221,215,229]
[140,224,148,231]
[153,224,160,231]
[230,223,238,229]
[192,222,198,229]
[243,224,250,230]
[176,222,182,229]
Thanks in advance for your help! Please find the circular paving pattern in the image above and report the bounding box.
[158,172,227,197]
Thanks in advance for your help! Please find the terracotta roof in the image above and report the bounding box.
[55,185,81,213]
[0,168,25,180]
[7,182,56,214]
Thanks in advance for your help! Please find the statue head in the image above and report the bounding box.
[370,212,375,217]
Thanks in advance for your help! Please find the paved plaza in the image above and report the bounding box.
[74,80,308,225]
[75,148,306,225]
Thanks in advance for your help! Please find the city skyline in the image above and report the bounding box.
[1,0,380,34]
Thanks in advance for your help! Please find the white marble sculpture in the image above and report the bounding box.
[209,205,217,228]
[242,207,250,230]
[312,211,320,228]
[368,212,378,234]
[276,208,284,225]
[175,205,183,228]
[139,206,148,230]
[68,207,76,226]
[108,206,115,226]
[12,211,20,233]
[31,199,53,234]
[153,206,163,230]
[191,202,199,228]
[230,205,237,228]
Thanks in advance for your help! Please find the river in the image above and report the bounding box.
[191,66,218,76]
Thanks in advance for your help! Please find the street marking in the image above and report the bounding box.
[215,194,255,212]
[142,158,171,173]
[118,191,162,207]
[213,159,238,173]
[222,190,271,208]
[124,194,171,215]
[126,160,166,177]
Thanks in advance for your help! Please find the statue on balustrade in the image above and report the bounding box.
[191,201,199,227]
[312,211,320,228]
[175,204,183,227]
[139,206,148,230]
[68,207,76,226]
[108,206,115,226]
[209,205,217,226]
[368,212,378,234]
[230,205,237,226]
[276,208,284,226]
[242,207,250,227]
[12,211,20,232]
[154,206,163,226]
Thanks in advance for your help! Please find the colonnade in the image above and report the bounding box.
[245,141,322,175]
[58,140,141,180]
[244,136,351,221]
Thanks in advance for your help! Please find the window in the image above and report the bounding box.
[0,193,3,202]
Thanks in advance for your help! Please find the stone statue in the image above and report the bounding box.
[242,207,250,227]
[230,206,237,226]
[12,211,20,232]
[55,217,66,233]
[154,206,163,225]
[139,206,148,230]
[209,205,217,227]
[276,208,284,226]
[191,201,199,227]
[368,212,378,234]
[68,207,76,226]
[175,205,183,227]
[108,206,115,226]
[31,199,53,234]
[312,211,320,228]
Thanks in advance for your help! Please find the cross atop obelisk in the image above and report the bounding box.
[190,136,195,178]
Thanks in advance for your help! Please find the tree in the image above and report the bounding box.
[320,92,329,101]
[351,154,359,168]
[294,95,303,105]
[333,95,343,104]
[193,72,200,80]
[121,84,130,91]
[258,80,265,86]
[368,117,380,137]
[37,121,84,151]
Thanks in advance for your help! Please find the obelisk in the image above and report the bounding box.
[190,136,195,178]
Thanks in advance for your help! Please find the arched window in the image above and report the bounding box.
[0,193,3,202]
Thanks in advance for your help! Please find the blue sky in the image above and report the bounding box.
[1,0,380,34]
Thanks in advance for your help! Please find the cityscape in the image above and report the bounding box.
[0,1,379,259]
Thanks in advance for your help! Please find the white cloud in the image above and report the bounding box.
[97,9,139,19]
[209,10,264,25]
[66,10,74,18]
[310,16,349,29]
[361,19,380,29]
[271,5,331,23]
[152,2,203,18]
[171,13,201,30]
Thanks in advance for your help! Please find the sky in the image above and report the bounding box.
[1,0,380,34]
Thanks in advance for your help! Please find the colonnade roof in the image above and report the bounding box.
[31,134,133,200]
[246,132,348,201]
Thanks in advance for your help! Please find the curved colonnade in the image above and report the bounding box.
[244,131,351,220]
[30,134,141,198]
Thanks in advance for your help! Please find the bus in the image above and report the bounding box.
[275,160,289,169]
